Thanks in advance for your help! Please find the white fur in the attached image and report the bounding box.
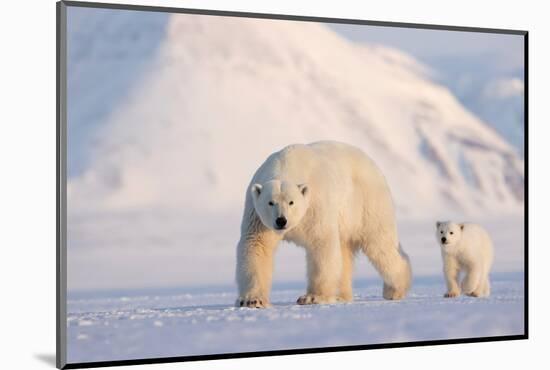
[236,141,412,308]
[436,221,494,298]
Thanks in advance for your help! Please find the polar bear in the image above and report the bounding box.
[235,141,412,308]
[435,221,494,298]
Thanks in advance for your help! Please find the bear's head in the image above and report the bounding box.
[250,180,310,234]
[435,221,464,247]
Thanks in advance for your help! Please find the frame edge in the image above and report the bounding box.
[61,0,527,35]
[57,1,68,369]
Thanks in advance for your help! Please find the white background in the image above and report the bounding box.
[0,0,546,369]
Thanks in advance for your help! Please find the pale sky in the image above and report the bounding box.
[330,23,525,73]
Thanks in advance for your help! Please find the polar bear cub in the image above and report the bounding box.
[436,221,494,298]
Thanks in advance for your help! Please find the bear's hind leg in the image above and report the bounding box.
[363,239,412,300]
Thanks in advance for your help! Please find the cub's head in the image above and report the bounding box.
[250,180,310,234]
[435,221,464,247]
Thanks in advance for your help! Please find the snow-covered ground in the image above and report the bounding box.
[67,272,524,364]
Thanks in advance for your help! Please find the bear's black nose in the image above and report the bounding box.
[275,217,287,229]
[441,237,447,243]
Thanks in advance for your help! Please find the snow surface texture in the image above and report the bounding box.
[67,273,524,364]
[66,8,525,291]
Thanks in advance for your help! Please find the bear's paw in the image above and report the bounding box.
[444,291,460,298]
[296,294,339,305]
[236,296,270,308]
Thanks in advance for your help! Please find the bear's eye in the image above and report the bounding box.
[450,232,454,235]
[268,201,274,206]
[440,231,443,234]
[289,201,294,206]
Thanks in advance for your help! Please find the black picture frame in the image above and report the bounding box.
[56,1,528,368]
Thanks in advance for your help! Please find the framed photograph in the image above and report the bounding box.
[57,1,527,368]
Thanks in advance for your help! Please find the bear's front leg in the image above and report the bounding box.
[236,225,280,308]
[443,256,461,298]
[297,233,342,305]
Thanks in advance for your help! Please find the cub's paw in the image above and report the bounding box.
[236,296,269,308]
[296,294,338,305]
[444,291,460,298]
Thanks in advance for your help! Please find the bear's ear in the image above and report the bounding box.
[298,183,309,197]
[460,223,465,231]
[436,221,441,228]
[250,183,262,199]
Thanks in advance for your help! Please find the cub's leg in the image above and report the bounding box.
[462,265,482,297]
[443,256,461,298]
[470,274,491,298]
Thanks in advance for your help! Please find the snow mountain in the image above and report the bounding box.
[67,10,524,220]
[453,75,525,157]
